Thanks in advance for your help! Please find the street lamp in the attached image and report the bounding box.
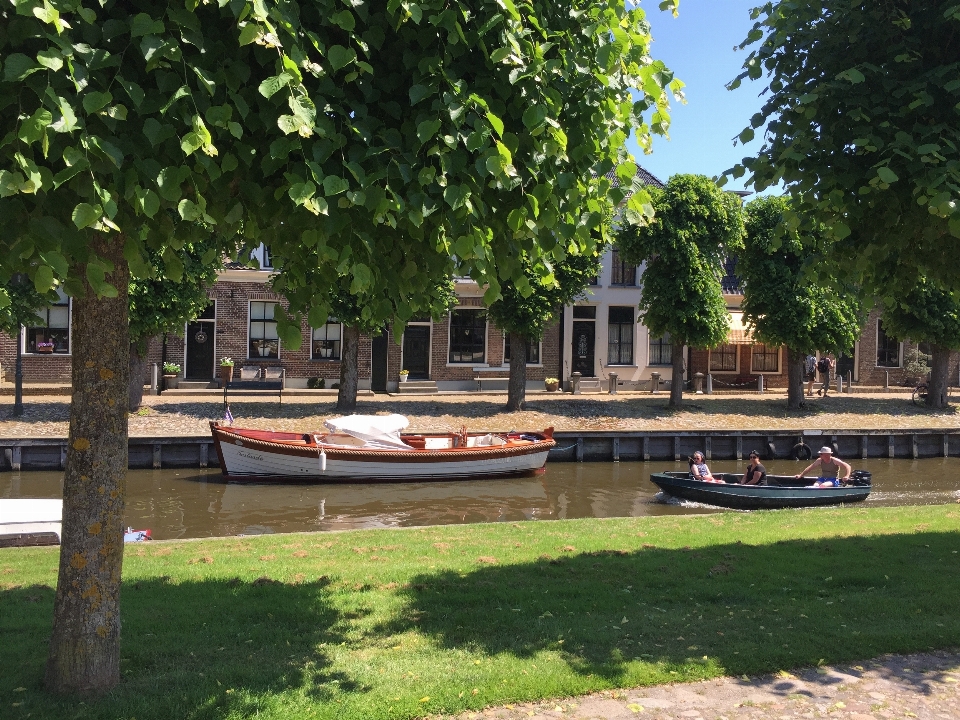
[11,273,25,417]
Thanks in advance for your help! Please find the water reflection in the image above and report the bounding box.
[3,458,959,541]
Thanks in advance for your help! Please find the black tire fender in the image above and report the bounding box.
[792,442,812,461]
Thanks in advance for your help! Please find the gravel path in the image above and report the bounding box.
[1,392,959,438]
[441,651,960,720]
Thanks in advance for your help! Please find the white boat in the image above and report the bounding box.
[209,414,556,483]
[0,499,152,547]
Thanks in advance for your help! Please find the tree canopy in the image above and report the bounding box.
[738,196,863,408]
[726,1,960,297]
[617,174,744,406]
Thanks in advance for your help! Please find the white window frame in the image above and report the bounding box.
[447,308,488,366]
[708,344,740,374]
[750,343,782,374]
[648,333,672,367]
[248,300,280,360]
[606,306,636,366]
[876,318,903,368]
[24,289,72,356]
[311,319,343,361]
[502,334,543,367]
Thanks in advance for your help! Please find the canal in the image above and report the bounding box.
[2,458,959,541]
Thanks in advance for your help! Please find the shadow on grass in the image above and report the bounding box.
[377,530,960,684]
[0,575,355,719]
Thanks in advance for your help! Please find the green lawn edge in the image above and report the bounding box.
[2,506,959,720]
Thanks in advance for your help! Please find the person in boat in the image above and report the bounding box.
[795,446,851,487]
[740,450,767,485]
[689,452,723,483]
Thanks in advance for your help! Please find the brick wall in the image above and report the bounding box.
[689,345,788,389]
[857,307,960,387]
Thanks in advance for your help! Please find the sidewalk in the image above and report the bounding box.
[0,391,958,439]
[441,650,959,720]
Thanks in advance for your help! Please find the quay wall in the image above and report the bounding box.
[2,428,959,472]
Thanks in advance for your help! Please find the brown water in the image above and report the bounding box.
[3,458,959,541]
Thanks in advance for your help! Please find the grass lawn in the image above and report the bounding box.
[2,506,960,719]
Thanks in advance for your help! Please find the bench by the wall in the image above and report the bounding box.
[225,366,285,404]
[473,366,512,391]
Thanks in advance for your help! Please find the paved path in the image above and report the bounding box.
[441,651,959,720]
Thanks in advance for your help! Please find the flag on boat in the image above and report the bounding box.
[224,405,234,426]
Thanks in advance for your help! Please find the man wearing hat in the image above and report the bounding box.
[795,446,851,486]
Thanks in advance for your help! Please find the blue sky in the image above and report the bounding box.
[626,0,765,191]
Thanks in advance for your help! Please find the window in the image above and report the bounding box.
[610,248,637,286]
[572,305,597,319]
[312,320,341,360]
[751,343,780,372]
[876,320,900,367]
[251,244,272,269]
[710,344,738,372]
[607,306,634,365]
[503,335,541,365]
[27,289,70,354]
[249,301,279,358]
[449,309,486,364]
[649,333,672,366]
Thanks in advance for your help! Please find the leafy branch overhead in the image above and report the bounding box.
[0,0,683,339]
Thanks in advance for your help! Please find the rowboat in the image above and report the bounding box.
[209,414,556,483]
[0,499,152,547]
[649,471,872,510]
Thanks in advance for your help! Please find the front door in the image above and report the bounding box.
[836,347,856,381]
[402,325,431,380]
[185,320,215,380]
[371,332,388,391]
[571,321,595,376]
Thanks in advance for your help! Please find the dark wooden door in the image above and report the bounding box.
[571,321,595,376]
[836,348,855,381]
[402,325,431,380]
[371,331,388,391]
[185,321,215,379]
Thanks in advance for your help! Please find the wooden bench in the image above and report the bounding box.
[225,366,285,404]
[473,366,511,391]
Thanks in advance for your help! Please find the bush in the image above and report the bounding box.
[307,377,325,389]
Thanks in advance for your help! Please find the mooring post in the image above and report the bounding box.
[847,371,853,393]
[694,372,704,394]
[199,443,209,468]
[673,436,680,461]
[10,446,21,472]
[60,444,67,469]
[736,435,743,460]
[153,444,162,469]
[706,373,713,394]
[888,434,895,458]
[608,372,618,394]
[943,434,949,458]
[837,375,843,393]
[151,362,159,395]
[911,434,918,459]
[575,437,584,462]
[884,371,889,391]
[642,436,650,461]
[612,437,620,462]
[705,436,712,461]
[757,374,764,394]
[860,435,868,459]
[651,372,660,394]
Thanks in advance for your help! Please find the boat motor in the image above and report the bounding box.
[849,470,872,486]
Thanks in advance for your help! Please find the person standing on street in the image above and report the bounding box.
[817,354,835,397]
[804,354,818,397]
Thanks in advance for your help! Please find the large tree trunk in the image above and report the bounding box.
[336,326,360,412]
[505,331,527,411]
[669,340,684,407]
[786,348,805,410]
[926,344,950,409]
[128,342,149,412]
[45,237,129,694]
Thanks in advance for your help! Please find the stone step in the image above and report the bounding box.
[577,377,603,393]
[396,380,438,394]
[176,380,220,390]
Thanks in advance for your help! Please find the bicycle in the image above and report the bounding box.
[912,380,929,406]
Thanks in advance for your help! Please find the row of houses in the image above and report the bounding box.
[2,170,956,392]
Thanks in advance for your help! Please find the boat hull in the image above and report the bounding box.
[649,472,871,510]
[210,424,555,483]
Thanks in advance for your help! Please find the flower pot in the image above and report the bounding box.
[399,374,409,383]
[163,374,179,390]
[545,381,559,392]
[36,347,54,354]
[220,365,234,385]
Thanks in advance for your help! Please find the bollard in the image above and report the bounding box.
[757,374,764,394]
[837,375,843,393]
[650,371,660,394]
[884,371,889,391]
[847,371,852,393]
[572,371,582,395]
[608,372,618,394]
[706,373,713,394]
[151,363,159,395]
[694,372,704,394]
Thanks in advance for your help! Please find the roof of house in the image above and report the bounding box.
[605,165,665,190]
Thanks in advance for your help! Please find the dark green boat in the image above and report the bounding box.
[649,471,872,510]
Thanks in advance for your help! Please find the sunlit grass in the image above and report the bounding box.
[2,506,959,719]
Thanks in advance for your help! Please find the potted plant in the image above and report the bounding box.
[35,341,55,354]
[544,377,560,392]
[220,358,234,385]
[162,362,181,390]
[399,369,409,383]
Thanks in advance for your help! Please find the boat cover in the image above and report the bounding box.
[323,414,413,450]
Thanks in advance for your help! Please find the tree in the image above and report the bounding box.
[738,197,863,409]
[128,241,222,411]
[0,278,57,415]
[617,175,745,407]
[880,279,960,409]
[0,0,679,693]
[726,1,960,299]
[487,249,603,410]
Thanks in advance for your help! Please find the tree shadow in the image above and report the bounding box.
[0,574,359,718]
[375,530,960,684]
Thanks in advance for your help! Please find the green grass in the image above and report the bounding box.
[2,506,960,719]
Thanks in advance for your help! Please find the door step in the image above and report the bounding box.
[177,380,219,390]
[577,377,603,393]
[396,380,438,394]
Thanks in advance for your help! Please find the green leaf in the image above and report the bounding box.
[178,198,201,221]
[224,203,243,224]
[409,84,434,105]
[288,181,316,205]
[238,23,260,46]
[522,104,547,129]
[82,91,113,115]
[258,73,293,99]
[72,202,102,229]
[157,167,183,202]
[142,118,175,146]
[331,10,356,31]
[18,108,53,146]
[131,13,165,38]
[738,128,755,144]
[417,119,442,145]
[490,47,512,63]
[3,53,41,81]
[190,65,217,97]
[140,189,160,217]
[916,144,940,155]
[77,7,96,23]
[507,208,526,232]
[443,184,471,210]
[877,166,899,184]
[486,111,504,138]
[33,265,54,294]
[289,95,316,125]
[327,45,356,71]
[51,97,78,133]
[277,115,303,135]
[323,176,349,196]
[349,263,372,293]
[181,132,204,155]
[0,170,25,197]
[228,122,243,139]
[36,49,63,71]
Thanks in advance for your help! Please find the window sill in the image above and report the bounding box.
[310,358,342,363]
[607,364,637,368]
[709,370,740,374]
[875,365,902,370]
[26,353,71,356]
[608,284,639,289]
[499,364,544,369]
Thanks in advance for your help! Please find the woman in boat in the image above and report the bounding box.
[740,450,767,485]
[689,452,723,483]
[795,446,851,487]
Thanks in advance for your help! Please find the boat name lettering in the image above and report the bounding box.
[237,450,265,462]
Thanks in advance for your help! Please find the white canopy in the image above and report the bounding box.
[323,414,412,450]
